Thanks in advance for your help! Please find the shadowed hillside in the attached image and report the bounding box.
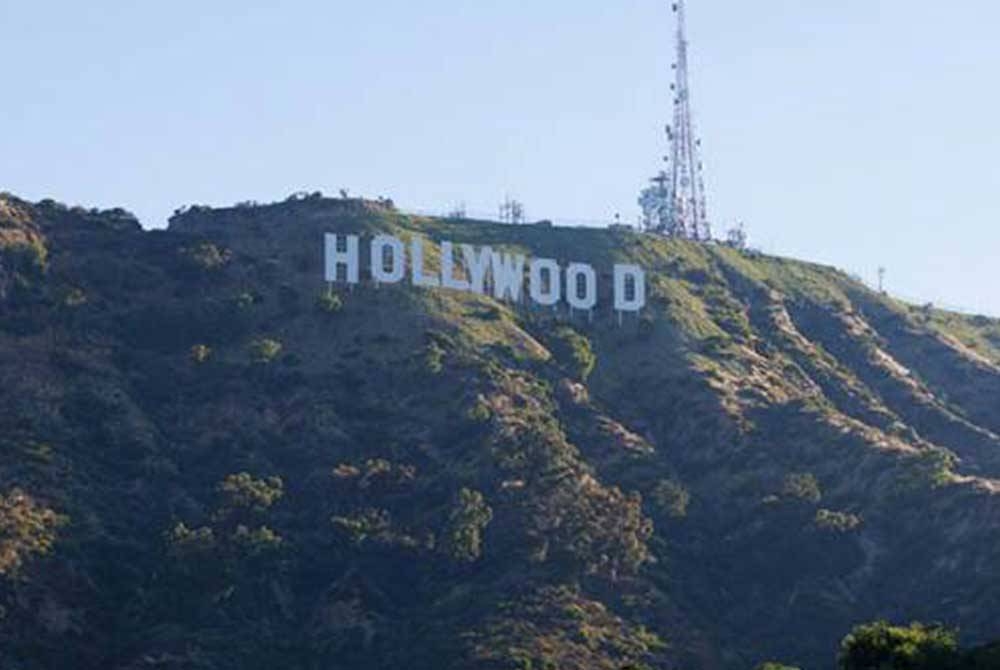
[0,192,998,670]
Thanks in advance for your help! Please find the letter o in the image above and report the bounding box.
[566,263,597,310]
[371,235,405,283]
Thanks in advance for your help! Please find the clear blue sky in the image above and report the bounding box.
[2,1,998,313]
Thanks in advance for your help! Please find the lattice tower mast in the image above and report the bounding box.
[640,0,711,240]
[671,0,710,240]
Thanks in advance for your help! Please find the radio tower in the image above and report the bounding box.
[640,0,711,241]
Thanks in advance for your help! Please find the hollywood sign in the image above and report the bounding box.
[324,234,646,315]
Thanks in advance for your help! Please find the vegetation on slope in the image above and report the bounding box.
[0,192,998,669]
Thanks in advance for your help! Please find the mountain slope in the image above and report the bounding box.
[0,192,997,670]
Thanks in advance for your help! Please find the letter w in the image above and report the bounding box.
[490,251,525,302]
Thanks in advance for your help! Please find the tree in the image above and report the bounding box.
[838,621,960,670]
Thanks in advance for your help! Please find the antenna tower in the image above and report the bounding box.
[640,0,711,241]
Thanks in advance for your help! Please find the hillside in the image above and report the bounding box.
[0,192,998,670]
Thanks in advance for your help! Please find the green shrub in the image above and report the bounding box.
[231,524,283,555]
[218,473,284,513]
[0,489,66,576]
[815,509,862,533]
[425,341,446,374]
[782,472,822,504]
[167,522,216,556]
[167,474,286,571]
[3,239,48,277]
[189,344,212,364]
[445,488,493,562]
[234,291,257,310]
[914,448,956,489]
[332,508,421,550]
[182,241,230,271]
[550,326,597,380]
[248,337,283,364]
[331,459,417,490]
[466,396,492,423]
[62,287,87,308]
[316,289,343,314]
[651,479,691,519]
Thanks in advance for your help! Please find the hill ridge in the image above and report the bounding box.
[0,191,998,669]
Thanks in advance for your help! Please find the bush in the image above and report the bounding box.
[651,479,691,519]
[425,341,446,374]
[445,488,493,562]
[182,242,230,271]
[189,344,212,364]
[235,291,257,311]
[912,448,957,489]
[167,522,216,556]
[332,508,421,550]
[3,239,48,277]
[218,473,284,514]
[0,489,66,576]
[467,396,493,423]
[815,509,862,533]
[316,289,343,314]
[62,287,87,308]
[550,326,597,381]
[782,472,822,503]
[248,337,283,364]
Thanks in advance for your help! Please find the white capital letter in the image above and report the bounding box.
[566,263,597,310]
[325,234,359,283]
[461,244,492,294]
[490,251,525,302]
[614,264,646,312]
[371,235,405,284]
[411,237,440,287]
[441,241,471,291]
[529,258,561,306]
